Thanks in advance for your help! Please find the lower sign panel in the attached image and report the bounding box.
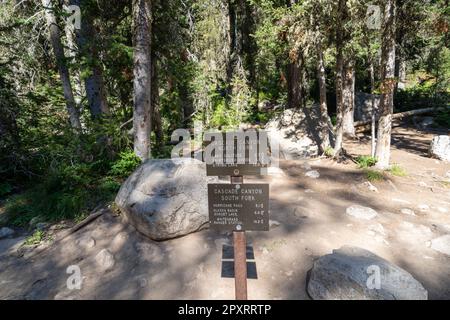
[208,183,269,231]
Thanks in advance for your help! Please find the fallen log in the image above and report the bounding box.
[354,106,446,133]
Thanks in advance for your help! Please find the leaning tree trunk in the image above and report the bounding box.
[316,43,333,150]
[42,0,81,130]
[342,59,355,136]
[132,0,152,161]
[333,0,346,156]
[375,0,396,169]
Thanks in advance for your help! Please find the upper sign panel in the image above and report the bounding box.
[204,131,270,176]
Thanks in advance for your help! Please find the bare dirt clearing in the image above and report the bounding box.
[0,126,449,300]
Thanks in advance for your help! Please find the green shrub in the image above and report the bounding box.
[109,151,142,178]
[24,230,45,246]
[4,194,36,227]
[388,164,407,177]
[435,108,450,128]
[365,169,385,182]
[356,155,377,169]
[324,146,334,158]
[394,83,449,113]
[5,160,123,226]
[98,177,121,193]
[246,110,275,124]
[0,183,12,197]
[152,144,174,159]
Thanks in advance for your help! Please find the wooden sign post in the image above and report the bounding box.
[230,175,247,300]
[206,131,270,300]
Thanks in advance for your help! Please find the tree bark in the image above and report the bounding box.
[42,0,81,130]
[63,13,84,112]
[316,44,333,150]
[151,55,163,147]
[375,0,396,169]
[342,58,355,136]
[68,0,109,118]
[333,0,346,156]
[369,60,376,157]
[286,0,306,110]
[287,51,305,109]
[396,57,406,90]
[132,0,152,161]
[242,0,257,90]
[355,107,438,132]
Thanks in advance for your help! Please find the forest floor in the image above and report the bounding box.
[0,124,449,300]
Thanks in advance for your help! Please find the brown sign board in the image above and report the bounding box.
[208,183,269,231]
[207,163,265,176]
[204,131,269,176]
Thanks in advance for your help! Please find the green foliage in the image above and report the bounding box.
[388,164,407,177]
[435,108,450,128]
[98,177,122,194]
[1,0,448,228]
[24,230,45,246]
[331,115,337,126]
[246,109,276,125]
[209,94,232,128]
[0,183,12,197]
[109,151,142,178]
[356,156,377,169]
[365,169,385,182]
[152,144,174,159]
[324,146,334,158]
[4,150,129,227]
[395,82,450,112]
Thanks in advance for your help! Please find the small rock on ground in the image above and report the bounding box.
[437,207,448,214]
[430,235,450,256]
[401,208,416,216]
[346,205,378,220]
[361,181,378,192]
[76,236,96,249]
[269,220,281,228]
[417,204,430,212]
[368,223,386,236]
[0,227,14,239]
[95,249,115,272]
[305,170,320,179]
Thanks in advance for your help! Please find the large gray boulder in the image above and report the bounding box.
[354,92,380,122]
[307,246,428,300]
[429,135,450,162]
[265,105,329,159]
[115,158,217,240]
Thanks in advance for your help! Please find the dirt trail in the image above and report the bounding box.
[0,126,449,300]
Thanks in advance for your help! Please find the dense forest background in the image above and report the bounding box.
[0,0,448,226]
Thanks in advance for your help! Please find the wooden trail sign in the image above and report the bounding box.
[205,132,272,300]
[207,177,270,300]
[208,183,269,232]
[204,131,270,176]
